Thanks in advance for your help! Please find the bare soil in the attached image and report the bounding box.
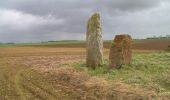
[132,39,170,50]
[27,39,170,50]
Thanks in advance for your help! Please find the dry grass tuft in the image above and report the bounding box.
[39,65,156,100]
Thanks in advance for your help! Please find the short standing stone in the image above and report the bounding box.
[86,13,103,68]
[109,34,132,69]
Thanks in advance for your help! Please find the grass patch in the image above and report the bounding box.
[0,43,16,48]
[73,52,170,94]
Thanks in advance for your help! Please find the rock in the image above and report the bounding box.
[86,13,103,68]
[109,34,132,69]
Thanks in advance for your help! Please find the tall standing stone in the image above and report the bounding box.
[86,13,103,68]
[109,34,132,69]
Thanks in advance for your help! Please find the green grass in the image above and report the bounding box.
[73,52,170,94]
[0,40,85,48]
[0,43,16,48]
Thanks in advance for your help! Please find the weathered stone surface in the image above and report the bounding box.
[86,13,103,68]
[109,34,132,69]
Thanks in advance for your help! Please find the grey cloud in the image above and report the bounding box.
[1,0,165,14]
[99,0,163,12]
[0,0,170,42]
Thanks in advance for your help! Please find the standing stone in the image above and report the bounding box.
[86,13,103,68]
[109,34,132,69]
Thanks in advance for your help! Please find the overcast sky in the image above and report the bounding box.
[0,0,170,42]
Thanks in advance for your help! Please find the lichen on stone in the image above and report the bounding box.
[86,13,103,68]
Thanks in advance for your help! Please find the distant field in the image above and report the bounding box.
[1,39,169,50]
[132,39,170,50]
